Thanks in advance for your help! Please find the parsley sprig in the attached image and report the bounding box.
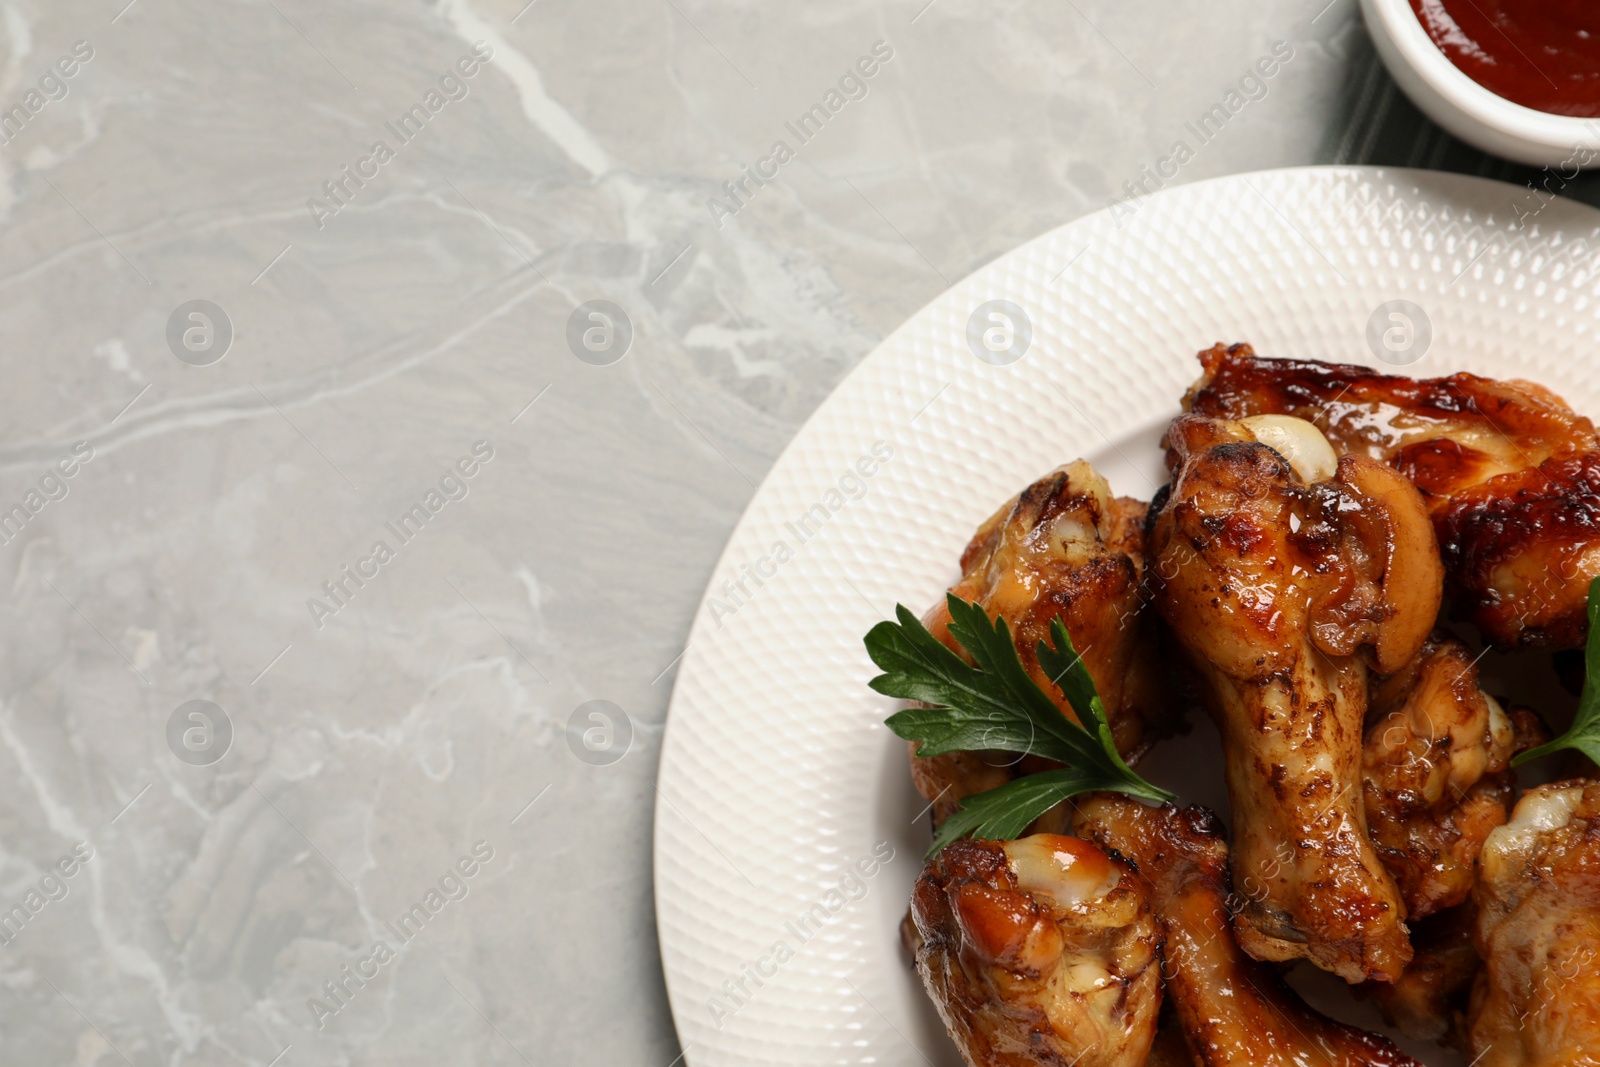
[1514,576,1600,768]
[866,593,1174,855]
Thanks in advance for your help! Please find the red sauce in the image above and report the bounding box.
[1410,0,1600,117]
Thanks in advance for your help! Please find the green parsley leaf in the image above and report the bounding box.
[928,770,1131,856]
[1514,575,1600,768]
[867,599,1049,758]
[1036,616,1132,778]
[867,592,1175,856]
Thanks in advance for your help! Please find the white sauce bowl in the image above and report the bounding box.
[1361,0,1600,168]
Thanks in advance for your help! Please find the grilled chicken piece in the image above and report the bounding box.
[1071,795,1422,1067]
[905,834,1163,1067]
[1362,632,1526,920]
[1150,413,1441,983]
[1366,902,1478,1045]
[1183,342,1600,649]
[1468,780,1600,1066]
[912,461,1178,825]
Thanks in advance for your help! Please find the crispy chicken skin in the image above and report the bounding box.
[1183,342,1600,649]
[1366,902,1479,1044]
[1150,414,1441,983]
[905,834,1163,1067]
[912,461,1178,825]
[1362,632,1526,920]
[1468,780,1600,1067]
[1071,795,1422,1067]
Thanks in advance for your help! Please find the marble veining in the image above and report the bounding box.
[0,0,1523,1063]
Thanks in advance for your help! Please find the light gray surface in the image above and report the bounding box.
[0,1,1475,1064]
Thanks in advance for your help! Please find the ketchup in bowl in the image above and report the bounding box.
[1410,0,1600,117]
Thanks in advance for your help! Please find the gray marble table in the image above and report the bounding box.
[0,1,1590,1064]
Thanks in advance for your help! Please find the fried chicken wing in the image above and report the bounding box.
[1149,413,1441,982]
[1365,902,1478,1045]
[1071,795,1422,1067]
[905,834,1163,1067]
[1468,780,1600,1067]
[912,461,1178,825]
[1362,632,1526,919]
[1183,342,1600,648]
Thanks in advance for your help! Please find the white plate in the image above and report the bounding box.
[654,167,1600,1067]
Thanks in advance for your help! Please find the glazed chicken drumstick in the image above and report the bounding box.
[1149,413,1442,983]
[1072,794,1422,1067]
[910,460,1177,826]
[1362,632,1539,920]
[1184,342,1600,648]
[904,834,1164,1067]
[1468,780,1600,1066]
